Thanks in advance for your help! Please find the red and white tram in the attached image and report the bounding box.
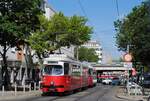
[40,54,96,94]
[41,54,82,94]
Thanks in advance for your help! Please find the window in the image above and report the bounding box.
[64,63,69,75]
[43,65,63,75]
[88,68,93,75]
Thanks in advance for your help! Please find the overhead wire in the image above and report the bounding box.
[77,0,88,19]
[115,0,120,17]
[77,0,100,40]
[77,0,121,43]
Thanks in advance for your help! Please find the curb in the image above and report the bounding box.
[115,87,131,100]
[115,94,133,101]
[115,93,147,101]
[0,91,41,101]
[115,87,145,101]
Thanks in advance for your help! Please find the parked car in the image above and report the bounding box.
[111,77,120,85]
[102,78,112,85]
[139,73,150,88]
[97,75,114,83]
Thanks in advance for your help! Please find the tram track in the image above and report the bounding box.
[48,85,103,101]
[47,85,113,101]
[73,85,113,101]
[96,86,113,101]
[3,85,115,101]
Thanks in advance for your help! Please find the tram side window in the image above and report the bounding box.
[88,69,92,75]
[64,63,69,74]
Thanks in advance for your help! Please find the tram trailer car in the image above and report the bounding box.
[41,55,89,94]
[88,67,95,87]
[82,62,97,87]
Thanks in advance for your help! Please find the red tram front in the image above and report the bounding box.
[41,54,82,94]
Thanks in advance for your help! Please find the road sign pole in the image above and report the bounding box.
[124,45,132,84]
[127,45,130,83]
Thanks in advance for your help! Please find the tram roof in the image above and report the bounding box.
[43,54,80,64]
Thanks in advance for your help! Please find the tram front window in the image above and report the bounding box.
[43,65,63,75]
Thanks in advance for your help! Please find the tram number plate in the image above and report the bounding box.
[49,86,55,91]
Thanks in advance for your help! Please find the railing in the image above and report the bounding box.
[0,82,41,96]
[126,82,143,95]
[143,88,150,96]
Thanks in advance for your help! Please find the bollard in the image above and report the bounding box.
[23,84,26,93]
[29,83,31,92]
[14,82,17,96]
[134,86,136,95]
[135,85,138,95]
[38,82,41,91]
[2,85,4,96]
[34,82,36,91]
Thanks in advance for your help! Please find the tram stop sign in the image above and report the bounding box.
[123,53,132,62]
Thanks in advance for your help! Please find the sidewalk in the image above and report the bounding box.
[0,90,41,100]
[116,86,149,101]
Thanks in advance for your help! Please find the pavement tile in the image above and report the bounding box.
[115,86,149,101]
[0,90,41,100]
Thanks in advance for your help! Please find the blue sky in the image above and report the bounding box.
[48,0,143,60]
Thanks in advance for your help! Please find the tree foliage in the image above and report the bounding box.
[68,15,92,46]
[78,47,99,62]
[49,12,92,49]
[0,0,43,88]
[28,15,50,57]
[114,1,150,66]
[29,12,93,58]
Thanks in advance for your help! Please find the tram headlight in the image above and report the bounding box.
[42,76,46,81]
[50,81,54,85]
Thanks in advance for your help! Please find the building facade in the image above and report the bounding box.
[0,1,56,86]
[82,40,102,63]
[42,0,56,19]
[0,0,75,86]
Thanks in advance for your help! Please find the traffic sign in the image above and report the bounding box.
[123,62,132,69]
[123,53,132,62]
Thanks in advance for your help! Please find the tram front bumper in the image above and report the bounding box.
[42,85,65,92]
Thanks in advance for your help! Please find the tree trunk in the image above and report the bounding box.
[59,48,61,54]
[1,47,10,90]
[76,46,79,60]
[24,44,34,80]
[37,52,43,69]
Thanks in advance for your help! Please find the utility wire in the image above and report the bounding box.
[77,0,99,38]
[77,0,94,27]
[115,0,120,17]
[77,0,116,41]
[77,0,88,18]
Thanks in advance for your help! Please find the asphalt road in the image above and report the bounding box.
[2,84,133,101]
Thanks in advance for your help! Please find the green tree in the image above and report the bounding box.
[78,47,99,62]
[28,15,54,67]
[114,1,150,67]
[29,12,93,63]
[68,15,92,46]
[48,12,92,50]
[0,0,43,88]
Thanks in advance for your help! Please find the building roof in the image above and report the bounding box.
[44,0,56,13]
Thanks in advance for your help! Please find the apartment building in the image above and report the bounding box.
[82,40,102,63]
